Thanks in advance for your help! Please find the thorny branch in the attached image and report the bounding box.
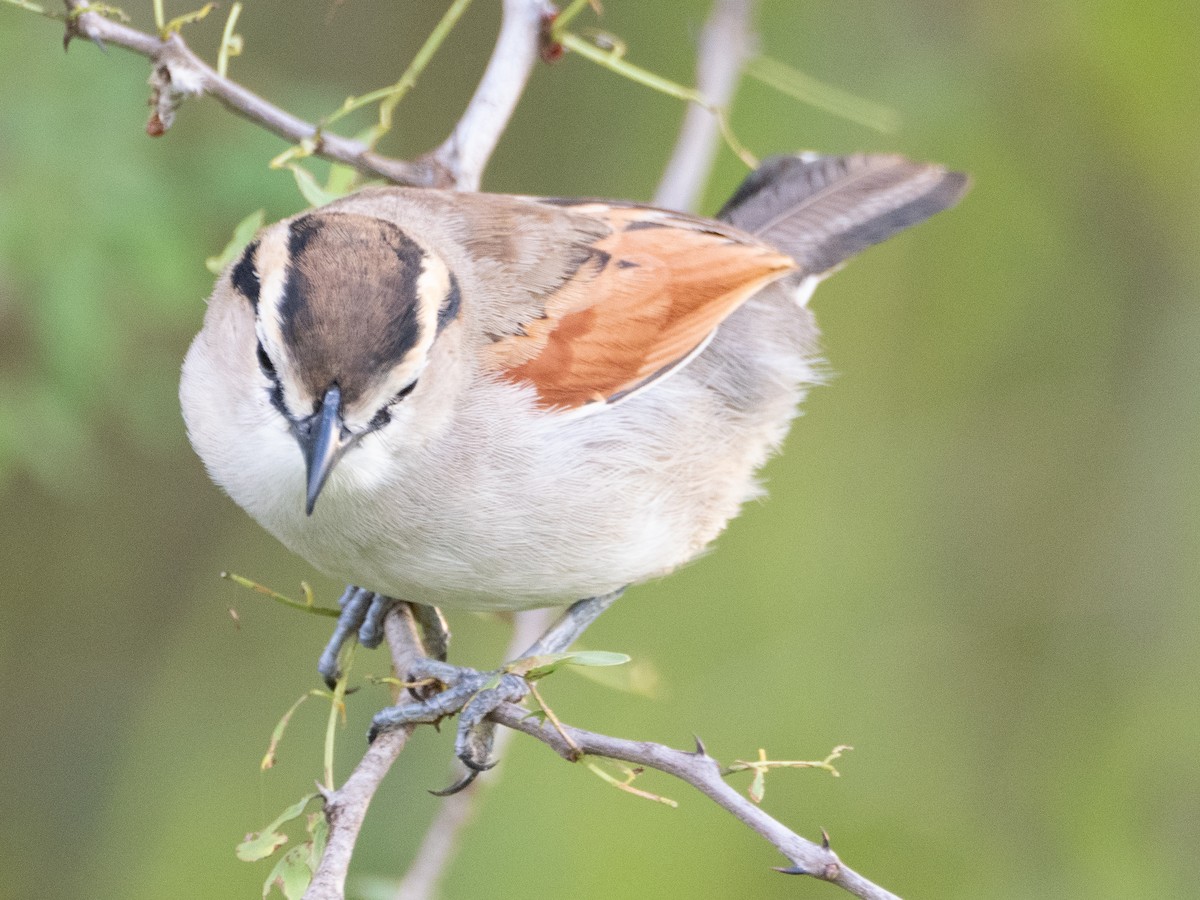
[58,0,553,189]
[488,704,901,900]
[19,2,902,898]
[319,603,900,900]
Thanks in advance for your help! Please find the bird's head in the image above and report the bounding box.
[228,210,463,514]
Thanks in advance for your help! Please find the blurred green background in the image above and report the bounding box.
[2,1,1197,898]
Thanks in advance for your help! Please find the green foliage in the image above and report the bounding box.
[236,794,317,863]
[236,794,327,899]
[506,650,632,681]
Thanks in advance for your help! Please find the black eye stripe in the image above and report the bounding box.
[366,380,418,432]
[367,407,390,431]
[231,239,261,309]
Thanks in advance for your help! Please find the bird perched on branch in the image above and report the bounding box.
[181,153,967,781]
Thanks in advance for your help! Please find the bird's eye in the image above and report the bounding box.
[256,341,277,378]
[366,381,418,432]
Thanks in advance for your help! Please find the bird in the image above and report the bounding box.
[180,153,967,779]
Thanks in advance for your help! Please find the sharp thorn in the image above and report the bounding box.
[773,866,808,876]
[693,734,708,757]
[821,827,832,849]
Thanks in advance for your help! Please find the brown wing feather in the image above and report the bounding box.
[484,203,796,410]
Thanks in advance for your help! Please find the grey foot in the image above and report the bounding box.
[317,593,451,689]
[366,590,628,795]
[317,587,396,687]
[367,657,531,787]
[362,595,628,792]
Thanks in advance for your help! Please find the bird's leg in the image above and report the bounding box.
[317,589,449,688]
[369,588,626,791]
[515,589,625,658]
[409,603,451,662]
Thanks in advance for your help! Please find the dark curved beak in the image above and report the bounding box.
[297,384,350,516]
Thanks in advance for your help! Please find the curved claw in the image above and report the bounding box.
[428,769,480,797]
[454,672,530,770]
[457,722,501,772]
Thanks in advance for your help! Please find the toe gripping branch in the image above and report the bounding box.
[323,588,625,796]
[317,590,450,689]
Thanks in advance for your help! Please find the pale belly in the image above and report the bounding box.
[246,386,780,611]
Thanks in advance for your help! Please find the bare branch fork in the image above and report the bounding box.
[60,0,555,189]
[22,1,902,898]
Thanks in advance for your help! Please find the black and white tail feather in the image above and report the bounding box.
[718,153,969,280]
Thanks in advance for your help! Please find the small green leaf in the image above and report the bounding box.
[559,650,632,667]
[284,163,345,208]
[325,163,361,196]
[238,828,288,864]
[205,210,265,274]
[567,654,661,697]
[306,813,328,871]
[509,650,631,680]
[236,794,318,862]
[748,767,766,804]
[520,706,549,726]
[263,844,313,900]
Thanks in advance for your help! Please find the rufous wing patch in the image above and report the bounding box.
[485,203,796,410]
